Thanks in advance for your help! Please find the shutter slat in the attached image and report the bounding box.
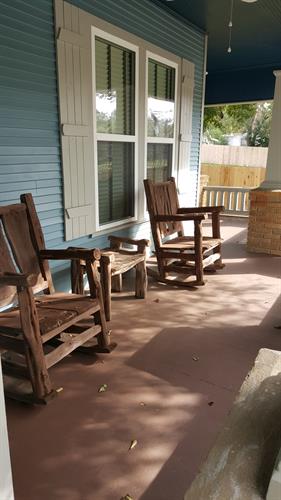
[178,58,194,196]
[76,136,85,206]
[55,0,94,240]
[73,45,82,125]
[58,28,87,48]
[65,43,75,124]
[63,2,72,31]
[62,124,89,136]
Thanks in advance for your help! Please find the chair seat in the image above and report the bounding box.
[101,249,145,275]
[0,293,100,337]
[161,236,222,253]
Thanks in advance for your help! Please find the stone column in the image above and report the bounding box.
[247,71,281,256]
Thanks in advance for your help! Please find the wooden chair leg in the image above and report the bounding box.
[194,221,205,285]
[100,256,112,321]
[135,260,147,298]
[71,259,84,294]
[213,244,225,269]
[85,259,115,352]
[157,253,167,279]
[112,274,122,292]
[18,286,54,402]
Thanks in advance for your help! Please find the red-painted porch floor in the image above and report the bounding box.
[5,217,281,500]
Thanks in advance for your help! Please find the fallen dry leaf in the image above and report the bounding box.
[98,384,108,393]
[153,298,160,303]
[192,356,199,362]
[56,387,63,393]
[120,495,133,500]
[128,439,138,451]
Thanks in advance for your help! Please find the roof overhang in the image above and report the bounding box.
[150,0,281,104]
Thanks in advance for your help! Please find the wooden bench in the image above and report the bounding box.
[71,236,150,321]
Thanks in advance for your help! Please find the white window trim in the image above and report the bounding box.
[91,26,139,232]
[145,50,179,181]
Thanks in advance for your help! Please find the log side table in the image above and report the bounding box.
[71,236,149,321]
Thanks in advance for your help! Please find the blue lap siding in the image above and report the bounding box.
[0,0,205,277]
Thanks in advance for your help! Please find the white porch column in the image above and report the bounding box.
[0,358,14,500]
[260,70,281,190]
[247,70,281,256]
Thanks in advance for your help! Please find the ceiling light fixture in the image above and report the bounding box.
[227,0,258,54]
[227,0,234,53]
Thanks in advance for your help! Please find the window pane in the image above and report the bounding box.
[147,59,175,138]
[147,143,173,182]
[98,142,134,225]
[95,38,135,135]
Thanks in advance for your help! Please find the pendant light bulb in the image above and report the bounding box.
[227,46,232,53]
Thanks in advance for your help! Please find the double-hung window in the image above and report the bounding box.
[93,30,138,230]
[55,1,194,240]
[146,54,177,182]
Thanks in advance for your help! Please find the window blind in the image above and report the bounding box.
[95,38,135,135]
[95,37,136,225]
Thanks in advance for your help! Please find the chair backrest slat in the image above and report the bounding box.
[20,194,54,294]
[144,177,183,239]
[0,199,51,307]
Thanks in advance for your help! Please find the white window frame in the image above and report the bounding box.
[145,51,179,180]
[88,17,186,234]
[91,26,139,232]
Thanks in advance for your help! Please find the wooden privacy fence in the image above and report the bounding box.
[203,186,251,215]
[201,144,267,188]
[201,144,268,167]
[201,164,266,188]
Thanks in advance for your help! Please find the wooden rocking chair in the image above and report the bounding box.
[0,194,115,404]
[144,177,224,286]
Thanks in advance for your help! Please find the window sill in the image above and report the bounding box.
[90,216,149,238]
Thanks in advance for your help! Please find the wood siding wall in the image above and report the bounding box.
[0,0,205,272]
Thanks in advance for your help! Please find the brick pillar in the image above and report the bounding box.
[247,71,281,256]
[247,190,281,256]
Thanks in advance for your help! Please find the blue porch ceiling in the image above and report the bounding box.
[151,0,281,104]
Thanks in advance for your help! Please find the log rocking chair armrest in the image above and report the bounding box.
[154,213,206,222]
[178,206,224,214]
[0,272,37,288]
[108,235,150,254]
[40,248,101,262]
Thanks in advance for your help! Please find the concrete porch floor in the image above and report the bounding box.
[5,217,281,500]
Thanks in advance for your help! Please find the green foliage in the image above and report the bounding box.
[203,102,272,146]
[246,103,272,147]
[204,125,228,145]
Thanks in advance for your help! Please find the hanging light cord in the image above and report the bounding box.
[228,0,234,53]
